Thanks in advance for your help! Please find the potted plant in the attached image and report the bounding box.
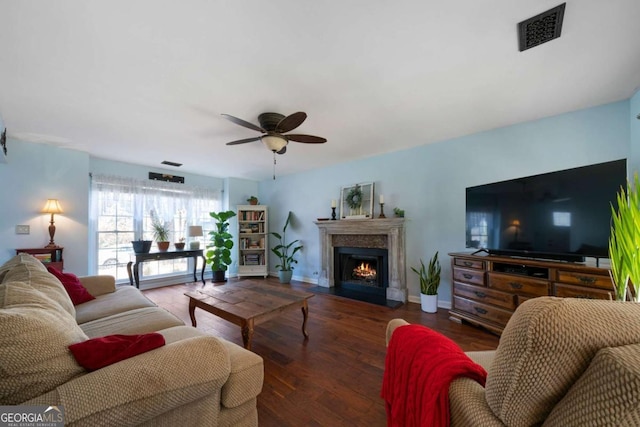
[247,196,259,205]
[150,212,171,251]
[174,237,186,250]
[205,210,237,282]
[609,173,640,302]
[411,251,441,313]
[270,211,303,284]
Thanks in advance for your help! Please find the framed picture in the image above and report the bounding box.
[340,182,374,219]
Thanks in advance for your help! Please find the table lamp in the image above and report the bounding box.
[43,199,63,248]
[188,225,203,250]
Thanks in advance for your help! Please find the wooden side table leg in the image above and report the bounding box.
[241,319,254,350]
[301,300,310,339]
[188,299,197,327]
[200,256,206,284]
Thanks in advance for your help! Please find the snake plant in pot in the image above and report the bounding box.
[270,211,303,284]
[609,173,640,302]
[411,251,441,312]
[205,210,236,283]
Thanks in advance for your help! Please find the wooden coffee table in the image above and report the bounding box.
[184,281,314,350]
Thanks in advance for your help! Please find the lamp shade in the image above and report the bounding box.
[188,225,203,237]
[261,135,288,152]
[42,199,63,214]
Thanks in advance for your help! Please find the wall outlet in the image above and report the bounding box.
[15,225,30,234]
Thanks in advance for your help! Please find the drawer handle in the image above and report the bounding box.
[474,307,488,315]
[509,282,523,290]
[576,276,596,284]
[463,261,473,267]
[463,273,473,280]
[474,291,487,298]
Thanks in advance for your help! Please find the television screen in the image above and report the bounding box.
[465,159,627,262]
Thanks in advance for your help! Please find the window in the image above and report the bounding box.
[467,212,492,249]
[90,174,221,282]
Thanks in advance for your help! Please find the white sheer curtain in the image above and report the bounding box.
[88,174,221,275]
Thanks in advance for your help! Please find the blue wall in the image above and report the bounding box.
[631,90,640,175]
[259,99,632,306]
[1,96,638,307]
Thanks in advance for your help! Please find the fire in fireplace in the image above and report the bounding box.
[334,247,388,297]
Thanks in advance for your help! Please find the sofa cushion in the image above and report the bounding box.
[485,297,640,426]
[2,259,75,317]
[0,281,87,404]
[543,342,640,426]
[80,306,184,338]
[74,286,157,324]
[47,266,95,306]
[0,253,47,279]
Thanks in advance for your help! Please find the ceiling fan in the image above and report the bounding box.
[222,111,327,155]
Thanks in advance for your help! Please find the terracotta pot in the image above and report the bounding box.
[157,241,170,252]
[174,242,185,250]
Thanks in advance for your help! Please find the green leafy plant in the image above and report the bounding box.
[150,211,170,242]
[411,252,441,295]
[247,196,259,204]
[609,173,640,302]
[270,211,303,271]
[393,207,405,217]
[205,210,237,272]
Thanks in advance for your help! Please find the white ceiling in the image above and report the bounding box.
[1,1,639,181]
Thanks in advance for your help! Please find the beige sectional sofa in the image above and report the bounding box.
[0,253,263,426]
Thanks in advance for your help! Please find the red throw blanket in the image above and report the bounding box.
[381,324,487,427]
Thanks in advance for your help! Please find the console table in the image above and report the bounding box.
[127,249,205,288]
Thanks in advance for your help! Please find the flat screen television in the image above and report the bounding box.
[465,159,627,262]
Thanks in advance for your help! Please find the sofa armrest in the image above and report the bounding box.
[77,275,116,297]
[386,318,410,346]
[55,335,231,426]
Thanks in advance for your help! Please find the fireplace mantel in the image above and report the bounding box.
[315,218,407,302]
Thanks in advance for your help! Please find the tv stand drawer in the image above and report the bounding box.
[488,272,549,297]
[453,281,516,310]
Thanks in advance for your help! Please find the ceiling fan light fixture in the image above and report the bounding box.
[261,135,287,152]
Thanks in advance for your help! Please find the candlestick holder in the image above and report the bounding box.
[331,207,337,220]
[379,203,386,218]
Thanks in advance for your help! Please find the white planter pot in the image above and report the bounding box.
[420,293,438,313]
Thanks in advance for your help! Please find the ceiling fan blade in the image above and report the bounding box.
[276,112,307,133]
[277,146,287,155]
[225,137,261,145]
[286,134,327,143]
[221,114,265,133]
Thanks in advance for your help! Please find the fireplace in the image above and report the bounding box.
[334,247,388,297]
[315,218,407,305]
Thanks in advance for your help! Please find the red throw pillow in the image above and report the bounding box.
[47,266,96,305]
[69,333,166,371]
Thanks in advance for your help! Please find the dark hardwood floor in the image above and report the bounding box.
[142,277,499,426]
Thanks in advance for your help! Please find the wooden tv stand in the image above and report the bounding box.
[448,252,613,335]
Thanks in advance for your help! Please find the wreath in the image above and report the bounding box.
[346,185,363,209]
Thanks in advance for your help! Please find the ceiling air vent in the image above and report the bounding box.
[161,160,182,167]
[518,3,566,52]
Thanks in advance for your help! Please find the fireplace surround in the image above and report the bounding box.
[314,218,407,303]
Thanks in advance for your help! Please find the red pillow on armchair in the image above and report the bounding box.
[47,266,95,305]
